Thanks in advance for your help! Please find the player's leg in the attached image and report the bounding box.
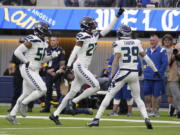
[88,80,125,127]
[72,64,100,104]
[108,91,121,116]
[7,80,32,124]
[21,70,47,105]
[130,80,148,119]
[49,76,82,125]
[129,76,153,129]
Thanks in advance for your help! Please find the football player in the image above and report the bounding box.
[6,22,59,125]
[49,8,124,125]
[87,25,161,129]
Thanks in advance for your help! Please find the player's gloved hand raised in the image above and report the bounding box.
[116,7,125,17]
[154,71,161,79]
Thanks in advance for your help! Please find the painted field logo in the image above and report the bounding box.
[4,8,39,29]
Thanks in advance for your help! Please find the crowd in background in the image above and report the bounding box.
[64,0,180,7]
[0,0,180,7]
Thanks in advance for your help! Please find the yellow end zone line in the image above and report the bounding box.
[1,115,180,124]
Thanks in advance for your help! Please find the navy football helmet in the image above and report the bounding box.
[80,16,97,33]
[117,25,132,38]
[33,22,51,38]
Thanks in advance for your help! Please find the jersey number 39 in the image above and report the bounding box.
[121,46,139,63]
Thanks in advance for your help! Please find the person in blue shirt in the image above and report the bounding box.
[40,37,66,113]
[143,34,168,117]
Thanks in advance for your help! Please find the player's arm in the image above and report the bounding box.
[14,42,32,64]
[67,41,82,67]
[110,53,121,78]
[139,51,160,76]
[99,7,124,37]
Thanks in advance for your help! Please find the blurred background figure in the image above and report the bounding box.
[40,37,66,113]
[3,62,16,76]
[64,0,79,6]
[164,39,180,118]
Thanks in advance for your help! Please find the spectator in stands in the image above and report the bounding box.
[96,0,116,7]
[140,0,151,7]
[118,0,137,7]
[3,62,16,76]
[64,0,79,6]
[165,40,180,118]
[159,0,173,7]
[78,0,96,7]
[40,37,66,113]
[143,34,168,117]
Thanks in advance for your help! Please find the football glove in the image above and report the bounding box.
[154,71,161,79]
[25,62,29,68]
[116,7,125,17]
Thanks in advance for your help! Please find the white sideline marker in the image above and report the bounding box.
[1,115,180,124]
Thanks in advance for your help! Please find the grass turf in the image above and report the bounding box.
[1,106,180,135]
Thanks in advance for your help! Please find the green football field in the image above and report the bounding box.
[1,106,180,135]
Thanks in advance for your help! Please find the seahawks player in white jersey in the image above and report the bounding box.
[87,25,161,129]
[6,22,59,125]
[49,8,124,125]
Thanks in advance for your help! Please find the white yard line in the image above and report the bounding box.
[1,115,180,124]
[1,125,180,130]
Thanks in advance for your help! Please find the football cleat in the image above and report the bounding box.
[145,118,153,129]
[6,115,20,125]
[49,114,62,125]
[87,118,99,127]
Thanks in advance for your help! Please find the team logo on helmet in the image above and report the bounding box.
[117,25,132,38]
[33,22,51,38]
[80,16,97,33]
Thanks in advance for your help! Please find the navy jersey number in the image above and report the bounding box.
[35,48,46,61]
[86,43,97,56]
[121,46,139,63]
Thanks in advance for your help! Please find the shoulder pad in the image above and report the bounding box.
[24,35,41,43]
[76,32,91,41]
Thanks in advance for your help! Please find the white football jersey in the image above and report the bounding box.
[23,35,49,70]
[75,31,100,68]
[113,39,144,70]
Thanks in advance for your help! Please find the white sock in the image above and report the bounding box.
[95,93,113,119]
[73,87,99,104]
[10,94,28,116]
[10,101,20,116]
[134,97,148,119]
[54,91,77,116]
[22,90,45,105]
